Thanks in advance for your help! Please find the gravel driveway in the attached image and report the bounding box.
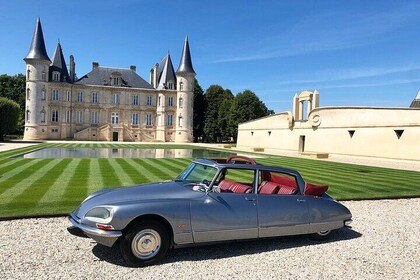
[0,199,419,279]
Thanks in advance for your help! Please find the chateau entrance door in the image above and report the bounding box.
[113,132,118,141]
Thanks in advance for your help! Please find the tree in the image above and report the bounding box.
[229,90,271,141]
[0,74,26,134]
[203,85,233,142]
[0,97,20,141]
[193,79,205,142]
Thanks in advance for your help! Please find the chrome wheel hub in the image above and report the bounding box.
[132,229,161,260]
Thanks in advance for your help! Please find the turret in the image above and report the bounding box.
[23,18,51,140]
[175,36,195,142]
[49,42,70,83]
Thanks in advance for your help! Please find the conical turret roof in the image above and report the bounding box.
[176,36,195,75]
[410,89,420,108]
[157,53,176,89]
[24,18,50,62]
[49,42,70,82]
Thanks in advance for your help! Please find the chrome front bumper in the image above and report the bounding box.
[68,213,122,247]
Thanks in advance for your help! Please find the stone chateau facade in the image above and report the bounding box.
[23,18,195,142]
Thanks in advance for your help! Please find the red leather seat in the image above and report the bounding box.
[278,185,298,195]
[270,174,298,189]
[304,183,328,196]
[218,179,234,191]
[230,182,252,193]
[258,181,280,194]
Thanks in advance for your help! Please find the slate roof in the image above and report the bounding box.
[75,66,154,89]
[176,36,195,75]
[157,53,176,89]
[410,90,420,108]
[49,43,71,83]
[24,18,50,62]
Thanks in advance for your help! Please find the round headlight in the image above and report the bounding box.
[85,207,113,223]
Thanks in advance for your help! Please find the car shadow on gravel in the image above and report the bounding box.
[92,227,361,267]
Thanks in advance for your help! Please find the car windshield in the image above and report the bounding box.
[176,162,218,183]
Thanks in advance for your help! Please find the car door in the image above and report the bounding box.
[190,167,258,243]
[257,170,310,237]
[190,192,258,243]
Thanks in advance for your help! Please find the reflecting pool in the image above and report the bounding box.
[14,147,236,159]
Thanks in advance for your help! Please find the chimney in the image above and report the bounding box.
[150,68,154,87]
[154,63,159,89]
[69,55,76,82]
[92,62,99,69]
[130,65,136,73]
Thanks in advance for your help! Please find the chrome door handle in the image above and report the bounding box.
[245,197,256,202]
[297,199,306,203]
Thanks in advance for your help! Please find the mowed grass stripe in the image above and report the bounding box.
[62,159,90,203]
[0,159,49,196]
[86,159,104,194]
[0,159,56,203]
[126,159,162,182]
[154,158,189,174]
[142,159,179,178]
[108,159,135,186]
[6,159,72,211]
[38,159,80,204]
[98,159,121,187]
[135,159,175,181]
[0,159,27,172]
[117,159,150,183]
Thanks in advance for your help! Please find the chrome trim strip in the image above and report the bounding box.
[69,213,122,238]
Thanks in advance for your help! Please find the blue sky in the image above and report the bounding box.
[1,0,420,112]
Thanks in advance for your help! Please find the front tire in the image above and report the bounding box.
[309,230,332,241]
[120,221,169,267]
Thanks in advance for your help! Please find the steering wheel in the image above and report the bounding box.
[201,179,210,186]
[226,155,257,165]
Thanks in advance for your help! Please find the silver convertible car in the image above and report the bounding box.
[68,155,352,267]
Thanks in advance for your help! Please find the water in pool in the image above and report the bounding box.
[14,147,236,159]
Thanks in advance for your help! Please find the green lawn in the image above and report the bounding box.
[0,143,419,218]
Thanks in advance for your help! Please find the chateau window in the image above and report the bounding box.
[132,95,139,105]
[178,116,183,127]
[26,110,30,123]
[112,94,120,105]
[40,109,45,123]
[91,111,98,124]
[167,114,173,126]
[77,92,83,103]
[26,88,30,100]
[66,110,71,123]
[146,114,152,126]
[52,89,59,101]
[51,110,59,122]
[179,97,183,108]
[146,96,153,106]
[158,96,161,106]
[179,81,183,91]
[41,89,46,100]
[168,82,173,90]
[52,72,60,81]
[111,112,119,125]
[27,68,30,80]
[168,96,174,107]
[42,72,46,81]
[66,91,71,102]
[132,113,139,125]
[76,111,83,123]
[112,77,120,86]
[91,92,98,103]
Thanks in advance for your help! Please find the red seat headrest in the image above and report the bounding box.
[304,183,328,196]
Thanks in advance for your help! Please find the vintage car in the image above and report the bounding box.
[68,155,352,267]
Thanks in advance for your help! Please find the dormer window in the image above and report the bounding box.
[52,71,60,81]
[168,82,174,90]
[110,72,122,86]
[179,81,184,91]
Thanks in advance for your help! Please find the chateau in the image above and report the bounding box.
[23,18,195,142]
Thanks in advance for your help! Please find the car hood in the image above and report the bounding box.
[73,181,203,217]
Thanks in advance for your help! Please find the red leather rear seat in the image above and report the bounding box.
[270,174,298,189]
[277,185,298,195]
[258,181,280,194]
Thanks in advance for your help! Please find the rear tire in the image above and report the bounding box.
[120,221,169,267]
[309,230,332,241]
